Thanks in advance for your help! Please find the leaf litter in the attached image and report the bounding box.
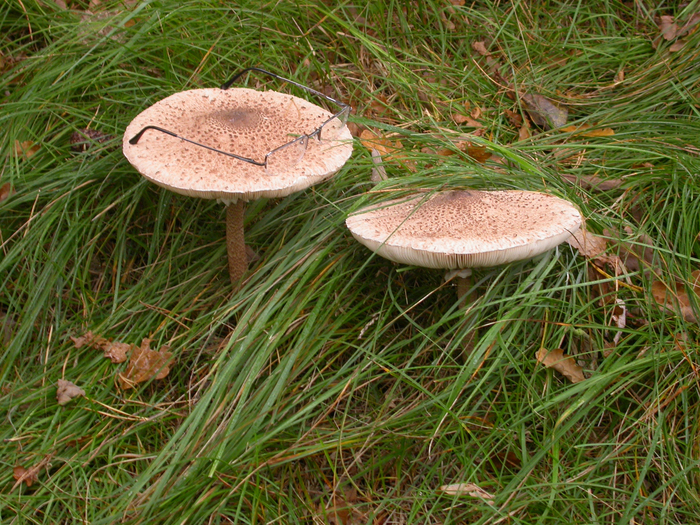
[11,455,52,491]
[118,338,173,390]
[56,379,85,405]
[651,270,700,324]
[520,93,568,130]
[536,347,585,383]
[439,482,495,503]
[71,331,173,388]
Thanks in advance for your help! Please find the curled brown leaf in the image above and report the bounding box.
[13,465,38,488]
[521,93,568,129]
[56,379,85,406]
[651,270,700,324]
[118,338,173,389]
[440,482,495,503]
[536,347,585,383]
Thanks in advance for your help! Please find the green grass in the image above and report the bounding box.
[2,0,700,523]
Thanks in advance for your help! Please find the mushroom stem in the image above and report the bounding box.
[447,269,477,358]
[226,200,247,284]
[456,275,472,308]
[446,269,474,308]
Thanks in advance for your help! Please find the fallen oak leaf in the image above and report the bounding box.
[452,112,483,128]
[504,108,522,128]
[471,41,491,56]
[521,93,568,130]
[13,465,38,488]
[561,123,615,137]
[11,454,52,491]
[567,225,630,287]
[56,379,85,406]
[359,129,415,171]
[603,228,658,276]
[440,482,495,503]
[118,338,173,389]
[0,182,13,203]
[658,15,679,41]
[518,118,531,141]
[71,331,131,362]
[536,347,585,383]
[71,330,108,349]
[651,270,700,324]
[102,341,130,363]
[677,13,700,38]
[566,225,608,259]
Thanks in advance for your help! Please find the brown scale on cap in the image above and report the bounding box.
[346,190,582,269]
[123,87,353,284]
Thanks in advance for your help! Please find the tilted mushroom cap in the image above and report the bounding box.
[123,88,353,202]
[345,190,582,269]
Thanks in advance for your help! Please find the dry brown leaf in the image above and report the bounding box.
[71,331,108,349]
[504,108,522,128]
[14,140,40,159]
[11,455,52,491]
[440,482,495,503]
[568,225,627,278]
[13,465,38,488]
[651,270,700,323]
[71,331,131,362]
[658,15,679,41]
[518,118,531,141]
[561,123,615,137]
[453,103,484,127]
[0,182,13,203]
[57,379,85,406]
[472,41,491,56]
[521,93,568,130]
[437,141,492,163]
[102,341,130,363]
[654,14,700,51]
[465,144,492,163]
[359,129,402,158]
[118,338,173,389]
[567,226,608,259]
[536,347,585,383]
[669,40,687,52]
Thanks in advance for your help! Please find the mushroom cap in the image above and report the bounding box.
[123,88,353,201]
[345,190,582,269]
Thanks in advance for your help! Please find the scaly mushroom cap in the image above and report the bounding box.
[123,88,353,201]
[346,190,582,269]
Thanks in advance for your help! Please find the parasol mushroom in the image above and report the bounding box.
[345,189,582,303]
[123,68,353,284]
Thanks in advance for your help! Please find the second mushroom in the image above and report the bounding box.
[346,189,582,303]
